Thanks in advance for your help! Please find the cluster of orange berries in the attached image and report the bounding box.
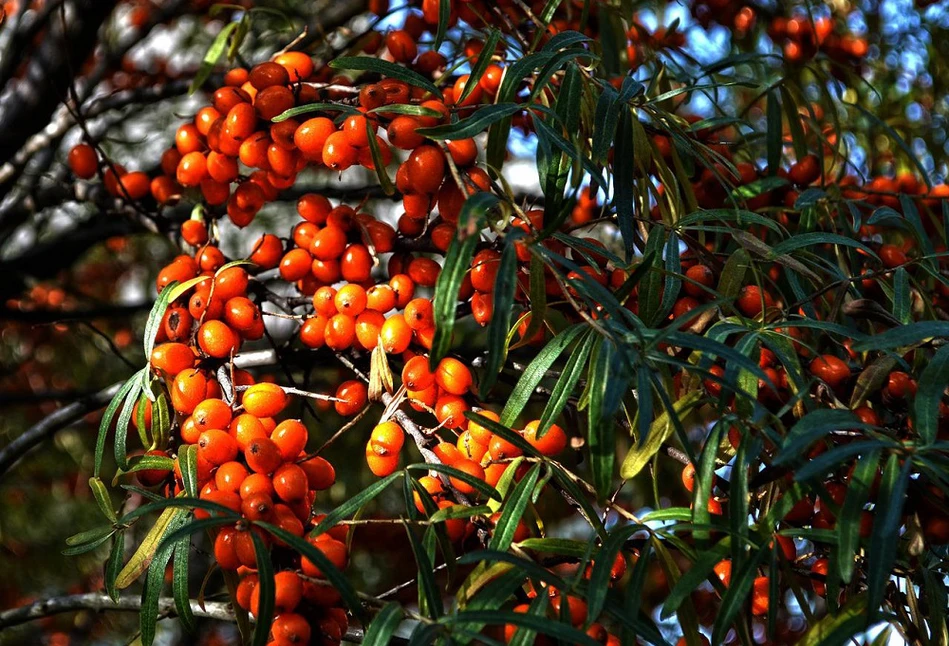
[140,351,351,644]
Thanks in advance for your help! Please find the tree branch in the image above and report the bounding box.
[0,380,122,480]
[0,592,378,643]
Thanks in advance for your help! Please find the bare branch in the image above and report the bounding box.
[0,380,123,480]
[0,592,376,643]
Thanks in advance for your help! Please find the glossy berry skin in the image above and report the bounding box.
[809,354,850,389]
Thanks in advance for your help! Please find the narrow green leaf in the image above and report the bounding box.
[330,56,441,97]
[89,476,117,522]
[143,284,178,362]
[178,444,199,498]
[459,28,501,105]
[620,390,701,479]
[915,344,949,445]
[837,449,880,583]
[481,233,520,394]
[310,473,401,537]
[140,511,189,646]
[587,524,643,623]
[433,0,451,49]
[661,539,732,619]
[272,102,360,122]
[866,454,911,622]
[250,530,274,646]
[430,193,496,366]
[405,522,443,618]
[366,117,395,195]
[105,531,125,602]
[190,22,239,94]
[796,593,869,646]
[113,375,144,471]
[406,463,500,502]
[538,331,594,437]
[774,409,863,466]
[420,104,523,142]
[489,464,541,551]
[892,269,911,324]
[500,324,586,426]
[717,248,751,301]
[516,537,590,557]
[450,610,601,646]
[851,322,949,351]
[363,603,404,646]
[173,534,195,634]
[95,378,139,477]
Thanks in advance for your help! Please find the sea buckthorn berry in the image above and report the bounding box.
[489,433,523,461]
[150,342,196,376]
[522,420,568,456]
[385,30,417,63]
[389,274,416,308]
[809,354,850,389]
[449,458,485,495]
[241,492,275,523]
[736,285,776,318]
[470,249,501,292]
[370,421,405,456]
[403,298,434,331]
[241,382,288,418]
[273,463,308,502]
[239,472,274,500]
[198,320,239,358]
[198,429,239,466]
[192,398,232,433]
[879,243,908,268]
[295,117,336,158]
[354,310,385,350]
[387,116,425,150]
[325,313,357,350]
[322,130,359,171]
[300,455,335,490]
[367,285,397,313]
[279,248,312,282]
[310,225,347,261]
[215,461,249,494]
[224,297,259,332]
[684,264,715,297]
[249,234,283,269]
[301,537,348,577]
[296,192,332,223]
[171,369,208,415]
[214,527,241,570]
[249,61,290,90]
[435,395,469,430]
[245,437,283,475]
[274,51,314,82]
[788,154,821,186]
[272,613,311,645]
[377,314,410,354]
[457,431,488,462]
[468,409,499,445]
[334,284,368,316]
[366,442,400,476]
[413,475,445,513]
[68,143,98,178]
[298,315,326,348]
[341,244,373,283]
[335,380,368,416]
[263,420,306,463]
[402,354,436,390]
[405,145,445,194]
[435,357,473,395]
[177,151,208,186]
